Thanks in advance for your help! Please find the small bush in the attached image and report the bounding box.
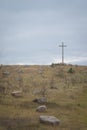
[68,67,74,74]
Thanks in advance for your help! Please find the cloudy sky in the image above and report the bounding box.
[0,0,87,65]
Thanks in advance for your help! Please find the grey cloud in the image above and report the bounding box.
[0,0,87,65]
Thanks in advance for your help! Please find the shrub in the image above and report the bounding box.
[68,67,74,74]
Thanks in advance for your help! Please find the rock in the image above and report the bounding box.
[40,115,60,125]
[11,91,22,97]
[39,97,47,104]
[36,105,47,112]
[3,71,10,75]
[33,97,47,104]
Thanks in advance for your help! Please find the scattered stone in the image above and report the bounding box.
[33,97,47,104]
[36,105,47,112]
[3,71,10,75]
[40,115,60,125]
[11,91,22,97]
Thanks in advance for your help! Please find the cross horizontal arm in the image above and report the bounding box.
[59,45,67,47]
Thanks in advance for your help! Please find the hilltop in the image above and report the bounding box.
[0,64,87,130]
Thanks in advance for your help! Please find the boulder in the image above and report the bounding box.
[11,91,22,97]
[36,105,47,112]
[40,115,60,125]
[3,71,10,75]
[33,97,47,104]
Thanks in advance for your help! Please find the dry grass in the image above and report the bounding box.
[0,64,87,130]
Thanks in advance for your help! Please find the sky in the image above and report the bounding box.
[0,0,87,65]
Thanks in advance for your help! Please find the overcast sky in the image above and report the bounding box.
[0,0,87,65]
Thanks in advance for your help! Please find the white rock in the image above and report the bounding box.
[3,71,10,75]
[33,97,47,104]
[40,115,60,125]
[36,105,47,112]
[11,91,22,97]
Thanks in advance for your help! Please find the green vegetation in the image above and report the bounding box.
[0,64,87,130]
[68,67,74,73]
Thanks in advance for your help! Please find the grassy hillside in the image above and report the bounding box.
[0,64,87,130]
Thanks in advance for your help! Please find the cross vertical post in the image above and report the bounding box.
[59,42,67,64]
